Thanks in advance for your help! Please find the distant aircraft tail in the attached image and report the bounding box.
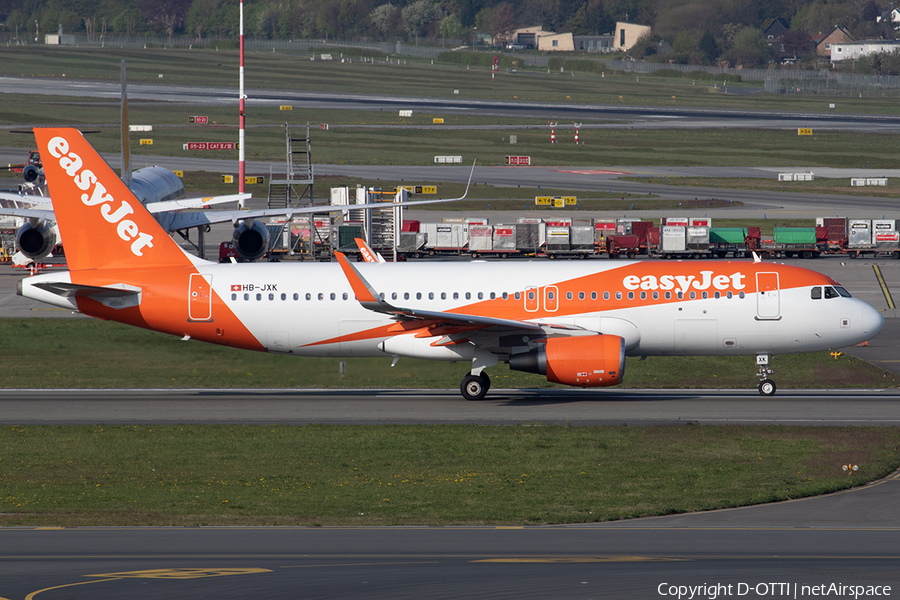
[33,127,192,271]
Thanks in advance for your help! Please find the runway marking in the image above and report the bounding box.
[873,264,895,309]
[551,169,631,175]
[25,568,272,600]
[474,556,685,563]
[281,561,438,569]
[88,568,272,579]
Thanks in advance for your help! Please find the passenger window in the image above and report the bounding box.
[726,291,733,299]
[689,292,696,300]
[453,292,459,300]
[603,292,610,300]
[330,293,336,301]
[392,292,398,300]
[665,291,671,300]
[739,291,745,299]
[244,293,250,301]
[640,291,646,300]
[547,291,554,300]
[466,292,471,300]
[811,287,821,300]
[318,293,323,301]
[627,292,634,300]
[514,292,521,300]
[702,292,708,299]
[281,293,286,301]
[527,291,535,300]
[343,292,349,300]
[652,291,659,300]
[305,293,311,301]
[502,292,509,300]
[441,292,446,300]
[257,293,263,301]
[478,292,484,300]
[677,292,683,299]
[293,293,299,300]
[490,292,496,300]
[615,291,622,300]
[379,293,385,300]
[579,292,585,300]
[404,292,410,300]
[566,291,573,300]
[591,292,597,300]
[714,292,720,299]
[231,293,237,301]
[416,292,422,300]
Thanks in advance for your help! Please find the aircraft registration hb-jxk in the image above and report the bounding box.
[19,128,884,400]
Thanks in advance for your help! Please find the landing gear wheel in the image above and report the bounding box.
[758,379,776,396]
[461,373,490,401]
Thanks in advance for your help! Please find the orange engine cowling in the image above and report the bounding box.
[508,335,625,387]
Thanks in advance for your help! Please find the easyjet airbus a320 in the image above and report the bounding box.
[19,128,884,399]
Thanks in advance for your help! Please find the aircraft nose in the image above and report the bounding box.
[860,301,884,340]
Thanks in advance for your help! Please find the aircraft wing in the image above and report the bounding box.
[144,193,252,214]
[0,191,51,208]
[164,159,477,231]
[334,252,583,335]
[163,195,478,231]
[0,206,55,220]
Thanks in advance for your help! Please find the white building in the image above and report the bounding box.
[831,40,900,62]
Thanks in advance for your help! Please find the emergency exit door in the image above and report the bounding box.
[755,272,780,320]
[188,273,213,322]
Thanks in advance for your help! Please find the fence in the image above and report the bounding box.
[598,58,900,96]
[5,33,900,96]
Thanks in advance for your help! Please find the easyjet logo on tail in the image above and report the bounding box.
[46,136,154,257]
[623,271,747,294]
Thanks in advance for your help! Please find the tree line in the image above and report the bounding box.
[2,0,897,71]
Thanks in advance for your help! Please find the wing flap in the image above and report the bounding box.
[334,252,583,336]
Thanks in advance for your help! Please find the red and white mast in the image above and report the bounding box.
[238,0,246,206]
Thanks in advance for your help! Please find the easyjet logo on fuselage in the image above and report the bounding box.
[46,136,154,257]
[622,270,747,294]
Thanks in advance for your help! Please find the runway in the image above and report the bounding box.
[5,75,900,132]
[1,388,899,426]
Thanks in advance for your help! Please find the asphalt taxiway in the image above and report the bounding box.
[1,474,899,600]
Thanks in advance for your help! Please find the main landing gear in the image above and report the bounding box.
[460,351,497,401]
[756,354,776,396]
[461,372,491,401]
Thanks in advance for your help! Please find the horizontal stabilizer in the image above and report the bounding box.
[32,281,140,299]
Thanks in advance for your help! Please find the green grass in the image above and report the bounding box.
[4,98,900,169]
[3,46,900,115]
[1,424,897,526]
[0,319,895,390]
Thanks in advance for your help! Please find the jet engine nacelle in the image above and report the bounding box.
[16,220,57,260]
[22,164,42,183]
[509,335,625,387]
[232,219,270,262]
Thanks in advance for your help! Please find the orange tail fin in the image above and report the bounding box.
[33,127,192,271]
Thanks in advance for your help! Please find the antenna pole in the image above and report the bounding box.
[239,0,246,207]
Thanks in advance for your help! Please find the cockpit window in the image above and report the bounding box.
[811,287,821,300]
[824,286,839,299]
[835,286,852,298]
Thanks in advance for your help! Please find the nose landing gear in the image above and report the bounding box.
[756,354,776,396]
